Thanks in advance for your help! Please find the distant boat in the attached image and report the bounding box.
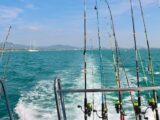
[28,40,39,52]
[28,49,39,52]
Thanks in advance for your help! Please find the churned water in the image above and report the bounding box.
[0,49,160,120]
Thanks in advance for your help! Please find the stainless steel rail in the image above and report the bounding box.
[54,78,160,120]
[54,78,67,120]
[57,86,160,93]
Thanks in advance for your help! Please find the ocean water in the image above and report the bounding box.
[0,49,160,120]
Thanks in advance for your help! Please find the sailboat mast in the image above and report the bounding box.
[129,0,141,119]
[138,0,159,119]
[83,0,87,120]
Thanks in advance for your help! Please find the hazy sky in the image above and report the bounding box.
[0,0,160,48]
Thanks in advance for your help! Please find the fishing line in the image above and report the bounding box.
[90,38,95,120]
[137,50,151,98]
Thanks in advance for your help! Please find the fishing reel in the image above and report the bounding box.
[93,104,108,119]
[86,103,93,116]
[102,103,108,119]
[141,98,159,120]
[133,101,141,115]
[115,100,126,117]
[115,100,121,113]
[77,102,93,117]
[148,98,157,111]
[134,99,158,120]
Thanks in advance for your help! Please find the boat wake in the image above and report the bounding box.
[14,55,160,120]
[15,80,56,120]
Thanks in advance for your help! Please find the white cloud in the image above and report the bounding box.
[18,24,42,32]
[141,0,157,6]
[0,6,23,22]
[108,0,157,16]
[27,26,40,31]
[26,4,35,9]
[111,2,130,15]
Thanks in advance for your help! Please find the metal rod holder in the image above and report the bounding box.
[54,78,67,120]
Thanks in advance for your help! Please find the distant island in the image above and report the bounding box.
[0,42,80,51]
[0,42,155,51]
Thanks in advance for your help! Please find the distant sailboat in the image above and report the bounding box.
[28,40,39,52]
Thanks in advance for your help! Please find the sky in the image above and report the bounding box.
[0,0,160,48]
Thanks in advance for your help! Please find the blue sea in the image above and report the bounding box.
[0,49,160,120]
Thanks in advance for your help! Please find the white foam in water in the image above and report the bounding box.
[15,101,39,120]
[154,72,160,75]
[15,80,57,120]
[15,55,160,120]
[82,57,120,120]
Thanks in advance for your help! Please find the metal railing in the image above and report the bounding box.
[54,78,160,120]
[54,78,67,120]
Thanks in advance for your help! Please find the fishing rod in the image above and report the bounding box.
[0,26,12,79]
[0,26,13,120]
[109,38,125,120]
[83,0,88,119]
[109,33,138,120]
[2,45,13,80]
[104,0,125,120]
[77,0,93,119]
[138,0,159,119]
[0,26,12,61]
[129,0,141,119]
[77,0,89,119]
[94,0,108,119]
